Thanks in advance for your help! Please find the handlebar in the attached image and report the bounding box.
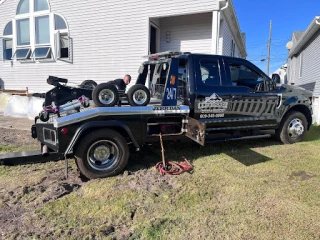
[47,76,68,86]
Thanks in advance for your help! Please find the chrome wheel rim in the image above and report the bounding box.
[133,90,147,105]
[87,140,119,171]
[99,89,114,105]
[287,118,304,139]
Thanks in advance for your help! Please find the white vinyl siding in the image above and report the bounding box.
[0,39,3,61]
[160,12,212,54]
[218,13,242,58]
[288,30,320,97]
[0,0,220,91]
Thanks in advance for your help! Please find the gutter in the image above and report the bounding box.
[288,16,320,58]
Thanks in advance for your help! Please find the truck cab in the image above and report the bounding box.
[137,52,313,143]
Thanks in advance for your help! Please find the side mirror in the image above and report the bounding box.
[272,74,281,84]
[138,65,144,74]
[270,74,281,91]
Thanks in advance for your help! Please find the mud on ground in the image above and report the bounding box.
[0,127,176,239]
[0,128,86,239]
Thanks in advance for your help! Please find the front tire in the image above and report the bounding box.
[92,83,119,107]
[75,129,129,179]
[275,111,307,144]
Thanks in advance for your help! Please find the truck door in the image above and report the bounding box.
[192,55,231,127]
[224,59,280,127]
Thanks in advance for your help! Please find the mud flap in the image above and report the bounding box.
[185,117,206,146]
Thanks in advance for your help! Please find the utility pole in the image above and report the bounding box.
[267,20,272,76]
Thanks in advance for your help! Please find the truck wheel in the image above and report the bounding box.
[275,111,307,144]
[75,129,129,179]
[80,80,97,90]
[127,84,151,106]
[92,83,119,107]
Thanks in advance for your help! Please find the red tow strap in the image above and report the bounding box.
[156,157,194,176]
[155,134,194,176]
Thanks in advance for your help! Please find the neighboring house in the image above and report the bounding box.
[287,16,320,124]
[271,63,287,86]
[0,0,246,92]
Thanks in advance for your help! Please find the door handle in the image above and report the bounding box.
[232,95,243,100]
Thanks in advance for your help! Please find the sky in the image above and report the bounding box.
[233,0,320,75]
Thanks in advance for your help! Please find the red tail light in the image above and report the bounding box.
[61,128,68,134]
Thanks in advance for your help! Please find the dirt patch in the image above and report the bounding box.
[289,171,317,181]
[0,166,84,239]
[0,127,179,239]
[0,127,86,239]
[117,169,178,195]
[0,115,34,131]
[0,127,38,149]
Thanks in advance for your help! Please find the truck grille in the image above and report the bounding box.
[43,128,56,145]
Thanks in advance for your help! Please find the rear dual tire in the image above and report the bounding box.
[75,129,129,179]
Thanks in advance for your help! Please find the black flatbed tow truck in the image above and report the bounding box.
[0,52,313,179]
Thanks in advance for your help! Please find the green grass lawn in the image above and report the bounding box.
[1,126,320,239]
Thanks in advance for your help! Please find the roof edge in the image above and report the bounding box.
[288,16,320,58]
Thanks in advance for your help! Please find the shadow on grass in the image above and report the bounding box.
[225,148,273,166]
[127,137,279,172]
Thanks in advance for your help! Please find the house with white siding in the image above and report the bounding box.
[287,16,320,124]
[0,0,247,92]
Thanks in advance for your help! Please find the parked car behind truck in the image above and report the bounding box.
[32,52,313,179]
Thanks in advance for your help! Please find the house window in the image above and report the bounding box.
[299,53,303,78]
[3,21,12,36]
[31,47,51,59]
[34,0,49,11]
[3,40,13,60]
[35,16,50,44]
[13,48,31,60]
[231,40,235,57]
[55,14,67,30]
[54,14,70,60]
[17,18,30,46]
[2,21,13,60]
[59,35,69,58]
[17,0,29,14]
[2,0,69,62]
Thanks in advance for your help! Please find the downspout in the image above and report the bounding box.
[221,0,229,11]
[217,0,229,54]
